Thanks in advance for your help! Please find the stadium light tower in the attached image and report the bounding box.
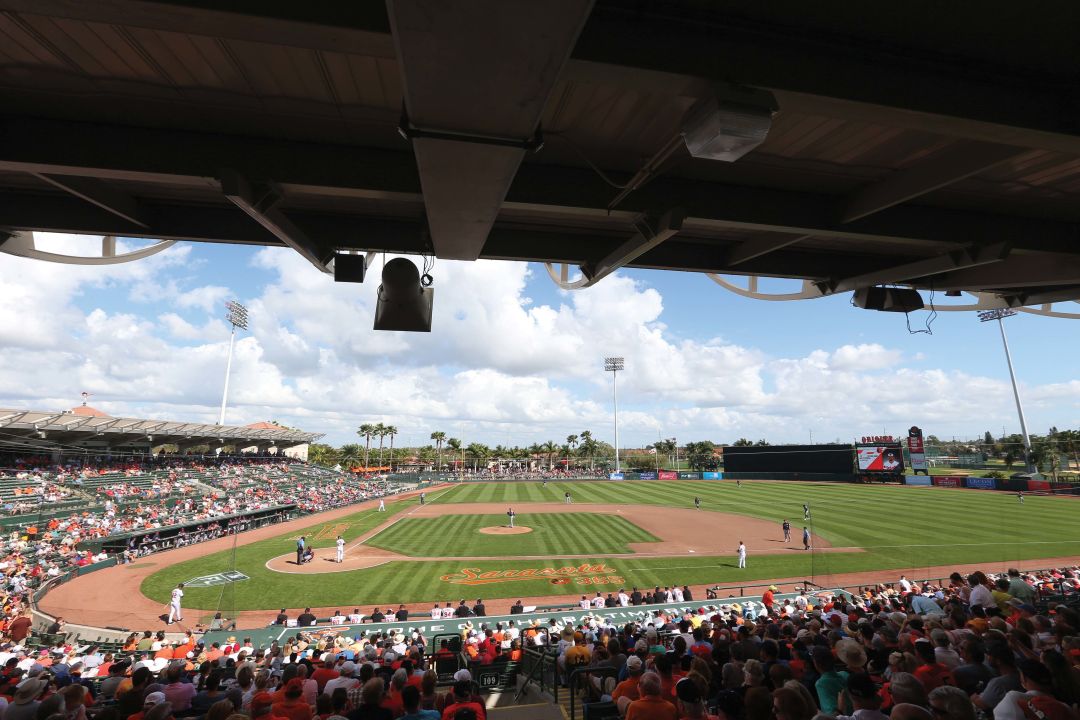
[218,300,249,426]
[977,309,1034,473]
[604,357,624,472]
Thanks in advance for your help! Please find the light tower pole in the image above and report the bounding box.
[218,300,249,426]
[604,357,624,472]
[977,309,1034,473]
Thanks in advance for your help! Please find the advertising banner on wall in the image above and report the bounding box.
[658,470,678,480]
[678,472,701,479]
[702,472,722,479]
[965,476,995,489]
[932,476,962,487]
[907,426,928,474]
[905,475,932,486]
[639,471,657,480]
[609,472,625,480]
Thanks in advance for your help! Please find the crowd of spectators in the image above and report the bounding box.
[0,456,400,623]
[1,564,1078,720]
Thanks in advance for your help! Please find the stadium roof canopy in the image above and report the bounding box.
[0,2,1078,310]
[0,406,322,453]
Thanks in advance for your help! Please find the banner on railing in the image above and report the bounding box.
[608,473,625,480]
[658,470,678,480]
[1028,479,1051,491]
[702,472,722,479]
[904,475,932,486]
[678,472,701,479]
[638,472,657,480]
[965,476,996,489]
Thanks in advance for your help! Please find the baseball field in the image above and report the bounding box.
[130,480,1080,616]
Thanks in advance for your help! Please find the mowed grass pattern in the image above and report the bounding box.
[142,481,1080,610]
[365,513,658,557]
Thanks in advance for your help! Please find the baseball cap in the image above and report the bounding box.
[251,692,275,711]
[845,674,879,699]
[1019,659,1052,686]
[453,669,472,682]
[674,678,702,704]
[144,692,166,707]
[625,656,643,672]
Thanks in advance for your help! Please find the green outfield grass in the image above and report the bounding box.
[141,480,1080,612]
[364,512,657,557]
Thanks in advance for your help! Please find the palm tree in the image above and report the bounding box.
[466,442,490,472]
[358,423,376,469]
[566,434,579,471]
[338,443,363,470]
[542,440,558,470]
[307,443,339,467]
[578,430,598,470]
[527,443,542,471]
[385,425,398,472]
[447,437,462,473]
[430,431,447,471]
[374,422,387,468]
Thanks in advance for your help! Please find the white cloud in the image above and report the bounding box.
[0,237,1077,447]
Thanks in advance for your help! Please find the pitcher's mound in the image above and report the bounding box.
[479,526,532,535]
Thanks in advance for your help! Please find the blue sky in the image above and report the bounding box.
[0,233,1076,449]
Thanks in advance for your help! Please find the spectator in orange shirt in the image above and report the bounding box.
[440,681,486,720]
[272,679,313,720]
[613,656,645,714]
[625,673,677,720]
[912,641,954,692]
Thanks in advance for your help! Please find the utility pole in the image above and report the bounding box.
[978,309,1034,473]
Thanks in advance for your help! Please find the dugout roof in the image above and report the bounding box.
[0,407,322,451]
[0,2,1078,306]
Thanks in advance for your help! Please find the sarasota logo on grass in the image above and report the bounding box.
[440,563,622,586]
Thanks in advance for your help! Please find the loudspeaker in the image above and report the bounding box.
[853,286,924,313]
[333,254,366,283]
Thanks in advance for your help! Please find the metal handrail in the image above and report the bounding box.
[515,647,559,702]
[568,666,619,720]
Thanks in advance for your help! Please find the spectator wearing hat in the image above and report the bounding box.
[993,660,1068,720]
[625,672,676,720]
[3,678,45,720]
[762,586,777,614]
[324,663,359,697]
[674,677,716,720]
[836,674,887,720]
[127,691,167,720]
[311,655,340,694]
[613,656,644,713]
[440,681,485,720]
[252,692,288,720]
[929,686,977,720]
[272,678,312,720]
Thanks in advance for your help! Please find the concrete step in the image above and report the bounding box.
[488,702,567,720]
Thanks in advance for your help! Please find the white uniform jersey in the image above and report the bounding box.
[171,588,184,604]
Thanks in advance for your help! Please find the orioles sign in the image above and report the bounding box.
[440,563,620,586]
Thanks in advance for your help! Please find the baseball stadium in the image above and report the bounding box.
[4,5,1080,720]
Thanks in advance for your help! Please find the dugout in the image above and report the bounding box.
[723,444,854,474]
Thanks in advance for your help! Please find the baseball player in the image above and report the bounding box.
[694,496,701,510]
[296,536,306,565]
[803,503,810,520]
[782,519,791,542]
[1017,491,1024,504]
[420,492,426,505]
[378,499,386,512]
[803,527,811,550]
[335,535,345,563]
[737,541,747,569]
[167,583,184,624]
[507,507,515,528]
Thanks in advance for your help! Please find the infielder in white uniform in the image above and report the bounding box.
[168,583,185,624]
[378,499,386,512]
[335,535,345,563]
[737,541,747,569]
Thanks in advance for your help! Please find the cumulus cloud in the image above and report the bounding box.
[0,236,1075,446]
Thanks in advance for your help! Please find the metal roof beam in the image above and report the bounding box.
[220,170,333,273]
[33,173,151,229]
[821,242,1012,295]
[725,234,812,267]
[841,142,1029,223]
[581,208,684,284]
